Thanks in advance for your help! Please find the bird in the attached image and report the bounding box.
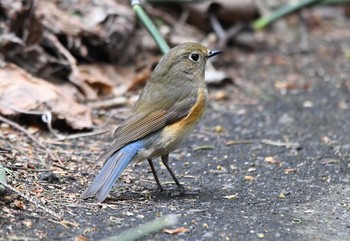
[81,42,221,202]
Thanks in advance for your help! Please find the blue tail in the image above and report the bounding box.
[81,140,144,202]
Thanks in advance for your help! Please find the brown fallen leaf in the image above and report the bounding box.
[74,235,89,241]
[0,64,92,129]
[264,156,280,164]
[275,81,310,91]
[13,200,26,210]
[274,73,310,91]
[22,220,32,228]
[164,227,189,235]
[78,64,114,95]
[128,67,152,91]
[183,0,258,31]
[212,90,228,101]
[244,175,254,181]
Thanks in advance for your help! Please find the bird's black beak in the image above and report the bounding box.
[207,50,221,58]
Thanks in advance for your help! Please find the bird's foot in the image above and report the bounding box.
[171,185,200,196]
[156,185,164,192]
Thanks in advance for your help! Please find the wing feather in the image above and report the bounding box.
[110,94,198,152]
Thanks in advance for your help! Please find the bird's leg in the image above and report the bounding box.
[161,154,184,191]
[147,159,163,191]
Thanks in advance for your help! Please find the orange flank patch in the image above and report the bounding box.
[163,88,207,136]
[174,88,206,127]
[186,88,207,124]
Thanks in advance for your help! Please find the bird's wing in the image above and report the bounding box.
[110,93,198,151]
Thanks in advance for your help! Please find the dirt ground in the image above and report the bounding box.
[1,11,350,241]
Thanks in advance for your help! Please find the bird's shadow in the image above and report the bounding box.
[107,185,222,203]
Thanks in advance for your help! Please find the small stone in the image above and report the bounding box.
[303,100,313,108]
[214,125,224,133]
[39,173,60,183]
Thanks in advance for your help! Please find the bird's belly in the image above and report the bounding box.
[138,121,199,160]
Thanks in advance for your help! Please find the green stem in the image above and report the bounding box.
[102,214,178,241]
[252,0,322,30]
[131,0,170,54]
[0,163,7,195]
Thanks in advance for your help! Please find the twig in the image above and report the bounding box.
[192,145,215,151]
[144,5,179,26]
[49,219,80,230]
[0,114,58,160]
[87,97,128,110]
[209,8,244,49]
[209,10,225,40]
[260,139,300,148]
[225,140,256,146]
[52,163,69,171]
[0,180,62,220]
[5,166,52,172]
[55,129,109,141]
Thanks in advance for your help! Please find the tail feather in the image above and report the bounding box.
[81,140,144,202]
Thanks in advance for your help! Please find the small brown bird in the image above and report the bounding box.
[81,42,221,202]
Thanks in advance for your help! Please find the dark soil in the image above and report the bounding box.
[1,13,350,241]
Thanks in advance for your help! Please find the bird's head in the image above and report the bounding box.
[152,42,221,84]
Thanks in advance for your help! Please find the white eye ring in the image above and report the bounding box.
[189,53,200,62]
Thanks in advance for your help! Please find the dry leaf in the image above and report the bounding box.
[22,220,32,228]
[0,64,92,129]
[264,156,280,164]
[74,235,89,241]
[183,0,258,30]
[244,175,254,181]
[78,65,114,95]
[284,168,297,174]
[224,193,238,200]
[164,227,189,235]
[212,90,228,101]
[13,200,26,210]
[128,67,152,91]
[274,80,310,91]
[278,193,286,199]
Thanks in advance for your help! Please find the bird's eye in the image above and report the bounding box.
[189,53,200,62]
